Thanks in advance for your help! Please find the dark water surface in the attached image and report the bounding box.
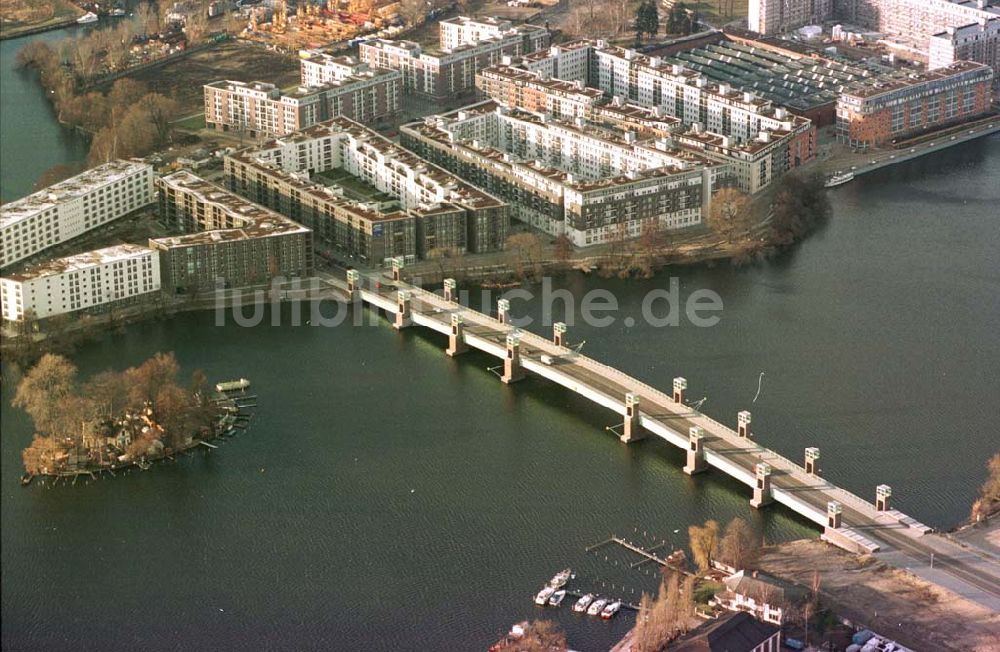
[0,27,89,203]
[1,79,998,650]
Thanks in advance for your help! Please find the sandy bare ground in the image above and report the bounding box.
[757,539,1000,652]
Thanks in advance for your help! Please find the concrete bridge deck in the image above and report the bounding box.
[330,270,1000,610]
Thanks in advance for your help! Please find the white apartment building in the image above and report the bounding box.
[299,53,370,87]
[929,19,1000,70]
[1,161,154,269]
[1,244,160,322]
[439,16,521,50]
[839,0,1000,70]
[748,0,834,35]
[401,102,726,246]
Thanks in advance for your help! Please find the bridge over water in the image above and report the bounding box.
[327,267,1000,610]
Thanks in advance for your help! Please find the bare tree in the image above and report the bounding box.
[719,517,759,570]
[708,187,751,244]
[688,519,719,573]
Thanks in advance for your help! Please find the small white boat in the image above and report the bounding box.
[548,589,566,606]
[77,11,99,23]
[587,598,608,616]
[549,568,572,588]
[110,8,125,16]
[534,586,556,606]
[601,600,622,619]
[572,593,594,613]
[824,172,854,188]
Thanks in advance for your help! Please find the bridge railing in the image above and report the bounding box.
[401,280,879,517]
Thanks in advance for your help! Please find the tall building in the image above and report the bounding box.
[203,67,401,138]
[223,117,510,264]
[358,18,548,98]
[1,161,154,269]
[1,244,160,322]
[837,0,1000,71]
[152,171,313,294]
[836,60,993,147]
[748,0,834,35]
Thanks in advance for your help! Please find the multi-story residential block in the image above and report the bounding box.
[476,65,604,119]
[838,0,1000,71]
[401,101,729,247]
[929,19,1000,71]
[1,161,154,269]
[223,117,509,264]
[836,60,993,147]
[358,19,548,98]
[151,171,313,294]
[748,0,835,35]
[1,244,160,322]
[203,67,401,138]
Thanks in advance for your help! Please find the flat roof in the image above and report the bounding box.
[151,171,310,248]
[3,243,153,283]
[1,160,150,230]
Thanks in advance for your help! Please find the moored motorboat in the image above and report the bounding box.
[548,589,566,606]
[600,600,622,619]
[534,585,556,605]
[587,598,608,616]
[77,11,98,23]
[549,568,572,588]
[572,593,594,613]
[824,171,854,188]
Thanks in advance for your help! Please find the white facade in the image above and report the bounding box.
[1,161,155,269]
[1,244,160,322]
[748,0,834,35]
[439,16,516,50]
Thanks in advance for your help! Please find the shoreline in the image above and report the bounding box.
[0,16,78,42]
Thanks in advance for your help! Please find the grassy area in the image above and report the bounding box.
[173,113,206,131]
[315,170,394,202]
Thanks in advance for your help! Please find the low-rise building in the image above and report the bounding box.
[1,244,160,323]
[203,67,401,138]
[836,60,994,147]
[223,117,509,263]
[358,19,548,98]
[1,160,155,269]
[670,611,781,652]
[713,570,806,626]
[152,171,313,294]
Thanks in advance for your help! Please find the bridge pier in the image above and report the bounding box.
[443,278,457,303]
[391,257,404,282]
[497,298,510,325]
[805,447,820,475]
[619,393,645,443]
[673,377,687,404]
[346,270,360,301]
[737,410,752,438]
[553,322,567,347]
[683,426,707,475]
[393,290,412,330]
[446,314,467,357]
[502,333,524,384]
[750,462,773,508]
[876,484,892,512]
[827,501,842,529]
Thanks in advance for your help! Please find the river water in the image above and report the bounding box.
[2,26,999,652]
[0,27,89,202]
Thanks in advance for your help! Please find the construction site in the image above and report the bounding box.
[241,0,406,51]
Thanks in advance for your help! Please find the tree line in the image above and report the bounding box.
[15,40,179,173]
